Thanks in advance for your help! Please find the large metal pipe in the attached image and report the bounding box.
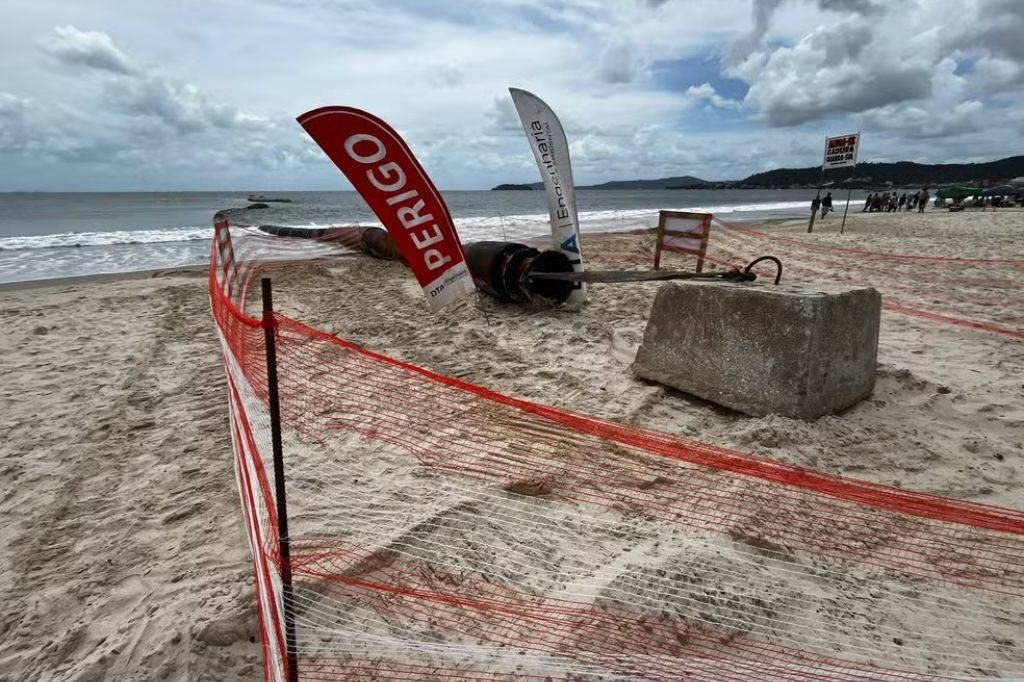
[462,241,575,304]
[244,222,774,303]
[258,225,406,262]
[255,224,574,304]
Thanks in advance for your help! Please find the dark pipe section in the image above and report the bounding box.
[463,242,574,304]
[357,227,406,262]
[463,241,524,302]
[257,224,406,263]
[257,224,329,239]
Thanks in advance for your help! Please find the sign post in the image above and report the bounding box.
[807,194,820,234]
[839,182,855,235]
[822,132,860,235]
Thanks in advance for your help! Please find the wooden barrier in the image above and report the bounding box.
[653,210,712,272]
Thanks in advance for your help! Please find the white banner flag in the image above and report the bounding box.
[823,133,860,170]
[509,88,586,304]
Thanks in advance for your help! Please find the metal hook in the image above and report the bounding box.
[744,256,783,284]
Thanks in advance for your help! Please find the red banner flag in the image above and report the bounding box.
[298,106,475,311]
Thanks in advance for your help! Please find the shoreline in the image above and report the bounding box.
[0,263,209,291]
[4,207,1022,292]
[0,193,826,285]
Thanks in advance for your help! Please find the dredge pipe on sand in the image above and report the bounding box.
[256,225,575,304]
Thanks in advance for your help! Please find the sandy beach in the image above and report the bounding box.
[1,208,1022,680]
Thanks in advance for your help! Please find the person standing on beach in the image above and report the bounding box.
[918,188,929,212]
[821,192,833,217]
[863,193,872,212]
[898,193,907,210]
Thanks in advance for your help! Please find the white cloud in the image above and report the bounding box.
[736,18,933,125]
[39,25,136,75]
[728,0,784,66]
[37,26,267,136]
[857,57,987,138]
[105,76,263,134]
[685,82,741,109]
[570,134,620,163]
[598,40,647,85]
[485,96,524,134]
[862,100,984,139]
[969,57,1024,92]
[815,0,883,14]
[0,92,29,121]
[950,0,1024,61]
[0,92,32,154]
[728,0,1024,136]
[0,1,1022,190]
[0,24,324,185]
[431,64,465,88]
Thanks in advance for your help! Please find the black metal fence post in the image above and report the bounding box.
[261,277,299,681]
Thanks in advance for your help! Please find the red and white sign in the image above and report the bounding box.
[823,133,859,170]
[297,106,475,311]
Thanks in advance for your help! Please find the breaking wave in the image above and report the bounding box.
[0,227,213,251]
[0,201,809,251]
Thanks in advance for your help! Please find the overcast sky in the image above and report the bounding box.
[1,0,1021,191]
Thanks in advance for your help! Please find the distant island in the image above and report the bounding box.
[490,175,706,191]
[580,175,708,190]
[491,155,1024,190]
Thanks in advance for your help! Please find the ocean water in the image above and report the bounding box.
[0,189,845,284]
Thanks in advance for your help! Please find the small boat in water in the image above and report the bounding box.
[247,194,292,203]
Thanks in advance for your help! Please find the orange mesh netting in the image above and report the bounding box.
[210,220,1024,682]
[695,218,1024,340]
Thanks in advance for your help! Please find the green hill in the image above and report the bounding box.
[738,156,1024,189]
[578,175,708,190]
[491,175,707,190]
[491,156,1024,191]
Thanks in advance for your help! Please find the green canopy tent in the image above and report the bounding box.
[935,185,985,201]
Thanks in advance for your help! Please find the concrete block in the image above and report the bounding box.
[633,281,881,420]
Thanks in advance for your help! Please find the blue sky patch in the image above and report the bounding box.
[954,57,975,77]
[651,57,749,101]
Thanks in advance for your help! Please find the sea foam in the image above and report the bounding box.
[0,201,807,251]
